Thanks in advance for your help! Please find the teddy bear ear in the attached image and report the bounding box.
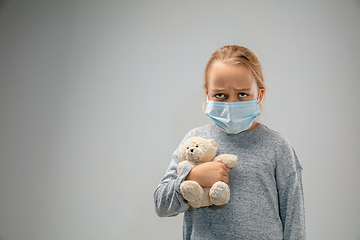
[178,146,186,162]
[178,141,189,162]
[209,139,218,151]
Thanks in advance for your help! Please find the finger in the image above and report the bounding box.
[221,176,229,184]
[222,164,231,173]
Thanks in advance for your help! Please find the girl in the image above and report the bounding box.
[154,45,305,239]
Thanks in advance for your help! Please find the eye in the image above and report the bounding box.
[238,93,248,98]
[195,145,199,148]
[215,93,225,99]
[187,147,189,149]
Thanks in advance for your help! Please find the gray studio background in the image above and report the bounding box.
[1,1,359,239]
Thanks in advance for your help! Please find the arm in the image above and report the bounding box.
[276,148,306,239]
[177,160,194,173]
[153,153,194,217]
[185,162,230,188]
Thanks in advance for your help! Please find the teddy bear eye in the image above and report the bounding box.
[187,147,189,149]
[196,145,199,147]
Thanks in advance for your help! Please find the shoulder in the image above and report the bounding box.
[254,124,292,150]
[256,124,303,171]
[172,124,212,160]
[181,124,213,142]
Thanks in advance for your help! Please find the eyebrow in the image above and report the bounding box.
[210,88,225,92]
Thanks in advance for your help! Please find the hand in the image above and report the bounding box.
[185,162,230,188]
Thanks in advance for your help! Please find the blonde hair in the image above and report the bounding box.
[203,45,266,110]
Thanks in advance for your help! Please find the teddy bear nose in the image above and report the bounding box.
[190,149,194,153]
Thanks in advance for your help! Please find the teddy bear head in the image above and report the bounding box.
[178,137,218,164]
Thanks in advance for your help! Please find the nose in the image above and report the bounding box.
[226,95,239,103]
[190,149,194,153]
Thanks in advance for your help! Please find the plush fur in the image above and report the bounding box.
[177,137,238,208]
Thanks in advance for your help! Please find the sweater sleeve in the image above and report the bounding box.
[153,151,194,217]
[276,146,306,240]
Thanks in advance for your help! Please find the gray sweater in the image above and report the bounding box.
[154,123,306,240]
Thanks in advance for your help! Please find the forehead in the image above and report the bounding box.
[208,62,256,90]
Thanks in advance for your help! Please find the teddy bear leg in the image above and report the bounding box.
[180,180,204,205]
[209,181,230,206]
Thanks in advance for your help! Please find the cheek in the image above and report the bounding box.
[245,90,257,100]
[207,90,214,99]
[249,82,261,98]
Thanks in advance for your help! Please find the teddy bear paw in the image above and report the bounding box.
[180,180,204,202]
[214,154,238,168]
[209,181,230,206]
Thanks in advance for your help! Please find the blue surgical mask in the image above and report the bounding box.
[205,98,261,134]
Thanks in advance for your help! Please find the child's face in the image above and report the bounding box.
[206,62,263,102]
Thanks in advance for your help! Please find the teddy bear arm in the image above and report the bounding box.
[213,154,238,168]
[177,160,195,174]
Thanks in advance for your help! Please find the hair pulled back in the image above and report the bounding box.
[203,45,266,109]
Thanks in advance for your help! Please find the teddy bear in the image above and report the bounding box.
[177,137,238,208]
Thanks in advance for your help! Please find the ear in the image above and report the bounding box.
[209,139,218,152]
[178,145,187,162]
[258,88,265,102]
